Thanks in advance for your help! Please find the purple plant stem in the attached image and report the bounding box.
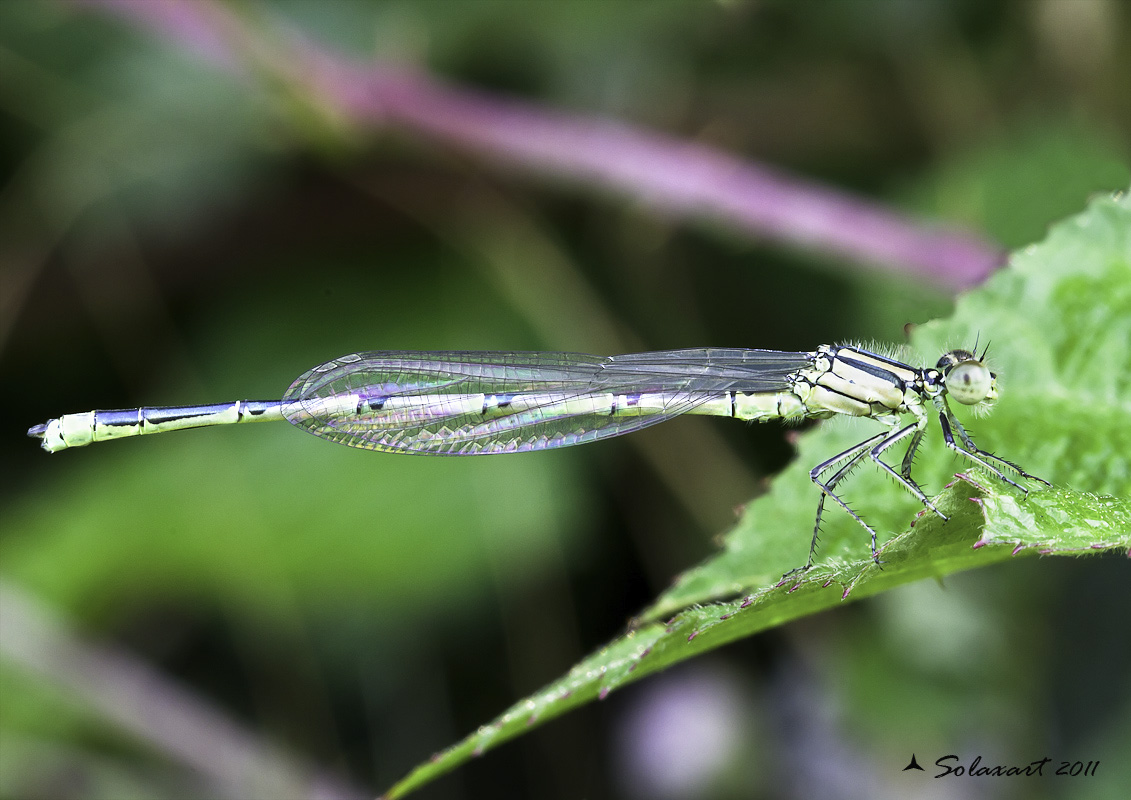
[0,581,368,800]
[74,0,1004,289]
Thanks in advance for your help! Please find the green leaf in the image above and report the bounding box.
[384,191,1131,797]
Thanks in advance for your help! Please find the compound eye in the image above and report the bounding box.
[947,361,993,405]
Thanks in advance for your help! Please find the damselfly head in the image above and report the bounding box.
[937,349,997,409]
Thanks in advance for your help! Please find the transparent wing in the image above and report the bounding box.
[282,349,811,455]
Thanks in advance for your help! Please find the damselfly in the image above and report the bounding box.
[28,345,1048,572]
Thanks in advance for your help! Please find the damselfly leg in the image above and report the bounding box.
[934,397,1051,490]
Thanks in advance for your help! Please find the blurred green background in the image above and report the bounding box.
[1,1,1129,798]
